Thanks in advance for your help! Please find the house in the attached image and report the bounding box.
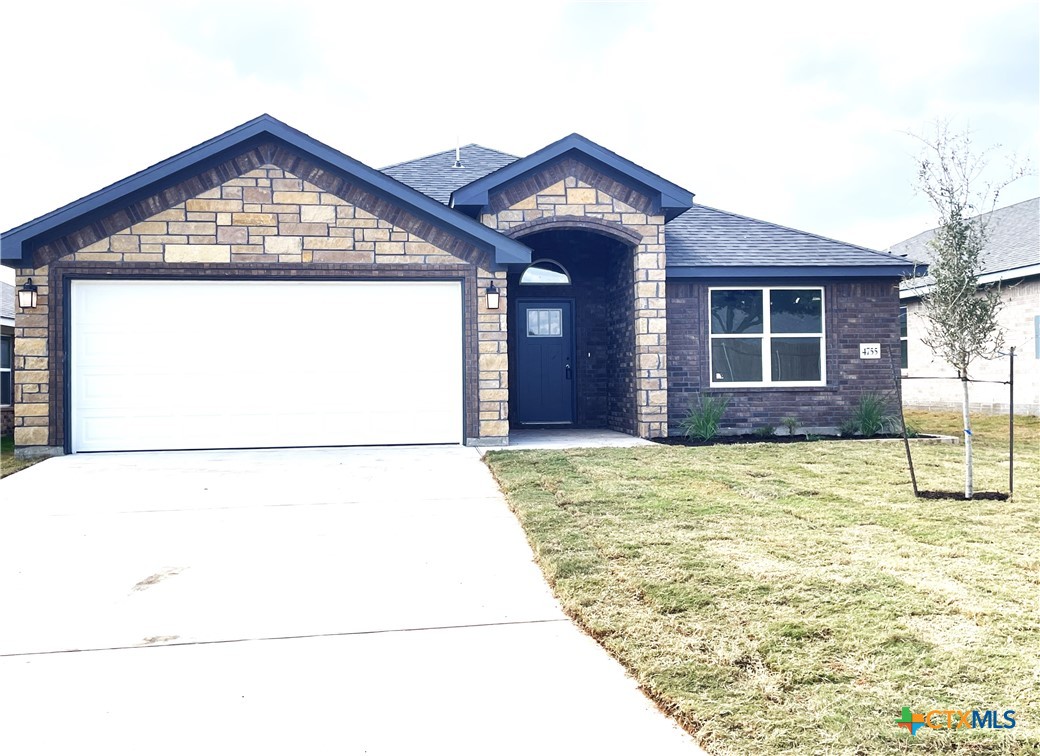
[0,115,916,455]
[893,197,1039,416]
[1,282,13,437]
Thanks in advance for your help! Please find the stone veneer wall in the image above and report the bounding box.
[480,158,668,438]
[13,162,509,449]
[667,279,903,433]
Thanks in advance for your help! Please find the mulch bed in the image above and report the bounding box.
[916,490,1009,501]
[651,434,937,447]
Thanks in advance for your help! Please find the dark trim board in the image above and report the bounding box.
[667,265,919,279]
[54,262,476,453]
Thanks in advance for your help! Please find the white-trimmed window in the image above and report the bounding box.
[899,306,908,370]
[709,287,826,386]
[0,335,11,406]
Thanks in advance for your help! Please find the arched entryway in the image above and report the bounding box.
[506,226,638,434]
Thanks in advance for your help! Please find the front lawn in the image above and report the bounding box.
[486,411,1039,755]
[0,436,41,478]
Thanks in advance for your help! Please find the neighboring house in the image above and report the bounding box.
[0,115,916,455]
[893,198,1039,415]
[1,282,12,437]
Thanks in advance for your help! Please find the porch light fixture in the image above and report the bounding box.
[18,278,38,309]
[486,281,500,310]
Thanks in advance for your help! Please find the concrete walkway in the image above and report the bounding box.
[0,446,702,755]
[486,428,654,452]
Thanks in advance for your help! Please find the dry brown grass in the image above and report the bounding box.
[487,411,1039,755]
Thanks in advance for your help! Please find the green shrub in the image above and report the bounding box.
[753,425,776,438]
[850,392,895,436]
[839,419,859,438]
[679,396,730,442]
[780,417,799,436]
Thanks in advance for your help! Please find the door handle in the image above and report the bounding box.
[565,361,572,380]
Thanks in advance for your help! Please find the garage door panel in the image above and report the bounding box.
[71,280,463,452]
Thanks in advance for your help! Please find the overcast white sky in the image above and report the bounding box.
[2,0,1037,286]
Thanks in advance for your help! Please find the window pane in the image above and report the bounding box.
[899,306,907,338]
[520,261,571,285]
[770,337,821,382]
[770,289,822,333]
[1,373,10,405]
[900,338,908,370]
[527,308,562,337]
[711,290,763,334]
[0,336,10,370]
[711,338,762,382]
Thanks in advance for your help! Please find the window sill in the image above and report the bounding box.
[706,383,837,393]
[709,382,827,389]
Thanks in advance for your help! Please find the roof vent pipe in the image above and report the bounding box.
[453,139,463,168]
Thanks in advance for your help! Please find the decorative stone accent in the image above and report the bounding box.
[480,159,668,438]
[12,164,508,451]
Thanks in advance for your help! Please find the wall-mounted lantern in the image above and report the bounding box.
[18,278,38,309]
[486,281,500,310]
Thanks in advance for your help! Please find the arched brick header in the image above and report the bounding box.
[505,215,643,247]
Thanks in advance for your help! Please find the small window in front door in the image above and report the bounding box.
[527,308,563,337]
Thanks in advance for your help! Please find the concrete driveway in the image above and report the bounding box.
[0,446,702,755]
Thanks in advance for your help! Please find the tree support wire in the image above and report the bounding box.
[898,346,1016,498]
[900,376,1010,384]
[890,345,919,497]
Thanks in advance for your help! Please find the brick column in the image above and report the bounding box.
[474,267,509,444]
[12,267,54,450]
[633,221,668,438]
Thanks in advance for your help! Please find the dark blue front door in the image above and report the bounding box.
[516,300,574,424]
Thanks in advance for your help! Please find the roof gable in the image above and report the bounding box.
[1,115,531,268]
[450,133,694,221]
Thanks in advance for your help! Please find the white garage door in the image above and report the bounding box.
[70,280,463,452]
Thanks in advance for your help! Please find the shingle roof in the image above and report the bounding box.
[381,145,519,204]
[386,143,907,275]
[1,281,13,321]
[665,203,916,273]
[891,197,1039,285]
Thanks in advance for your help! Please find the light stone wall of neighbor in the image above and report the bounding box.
[902,277,1039,415]
[481,171,669,438]
[13,165,509,449]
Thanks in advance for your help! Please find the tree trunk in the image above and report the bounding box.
[962,375,973,499]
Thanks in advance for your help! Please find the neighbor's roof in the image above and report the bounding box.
[1,281,13,322]
[891,197,1039,287]
[664,204,918,278]
[382,145,519,204]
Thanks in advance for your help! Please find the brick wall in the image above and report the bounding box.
[481,157,668,437]
[667,279,903,434]
[13,161,508,450]
[902,277,1039,415]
